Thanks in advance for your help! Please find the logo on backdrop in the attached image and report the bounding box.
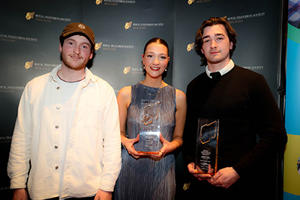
[227,12,266,24]
[124,21,164,30]
[123,66,131,74]
[25,11,71,22]
[96,41,134,51]
[96,0,104,4]
[243,65,264,71]
[24,60,58,71]
[187,0,211,5]
[187,0,195,4]
[0,34,37,43]
[95,42,103,51]
[25,61,34,70]
[123,65,143,75]
[26,12,35,20]
[186,42,194,52]
[96,0,136,6]
[124,21,133,30]
[0,85,24,92]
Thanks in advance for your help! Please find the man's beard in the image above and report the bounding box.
[61,53,87,71]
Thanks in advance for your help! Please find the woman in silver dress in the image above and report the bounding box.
[114,38,186,200]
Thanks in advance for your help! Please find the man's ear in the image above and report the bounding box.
[59,43,62,53]
[89,51,93,60]
[230,41,233,50]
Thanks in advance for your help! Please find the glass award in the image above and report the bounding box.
[195,119,219,175]
[135,99,162,155]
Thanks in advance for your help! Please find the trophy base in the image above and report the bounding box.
[137,151,160,155]
[135,131,161,154]
[194,170,215,176]
[194,162,216,175]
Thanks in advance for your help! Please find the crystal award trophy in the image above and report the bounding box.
[195,119,219,175]
[135,99,162,155]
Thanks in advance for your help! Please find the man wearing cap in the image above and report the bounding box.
[7,22,121,200]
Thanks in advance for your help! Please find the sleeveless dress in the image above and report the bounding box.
[114,83,176,200]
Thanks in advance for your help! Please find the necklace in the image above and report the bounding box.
[57,70,85,83]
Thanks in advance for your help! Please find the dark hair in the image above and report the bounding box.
[59,32,96,69]
[194,17,237,66]
[143,37,169,55]
[142,37,169,79]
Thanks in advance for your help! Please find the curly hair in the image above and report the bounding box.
[194,17,237,66]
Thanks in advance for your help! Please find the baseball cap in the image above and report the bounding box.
[60,22,95,47]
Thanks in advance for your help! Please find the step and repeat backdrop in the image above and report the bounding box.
[0,0,286,199]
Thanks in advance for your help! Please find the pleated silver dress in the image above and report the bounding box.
[114,83,176,200]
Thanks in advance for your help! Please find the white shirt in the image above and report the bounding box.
[7,66,121,200]
[206,59,235,79]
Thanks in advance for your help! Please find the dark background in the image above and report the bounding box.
[0,0,285,199]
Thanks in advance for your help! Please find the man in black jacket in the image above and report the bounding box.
[183,17,287,200]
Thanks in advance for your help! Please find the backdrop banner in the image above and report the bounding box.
[0,0,284,199]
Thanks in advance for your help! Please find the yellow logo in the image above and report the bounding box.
[183,182,191,191]
[95,0,104,5]
[123,66,131,74]
[24,61,34,69]
[187,0,195,5]
[124,21,132,30]
[95,42,103,51]
[25,12,35,20]
[187,42,194,52]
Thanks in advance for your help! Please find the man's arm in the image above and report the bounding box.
[7,84,32,191]
[98,85,121,192]
[233,73,287,177]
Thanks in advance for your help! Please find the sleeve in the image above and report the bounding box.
[233,74,287,176]
[98,85,121,192]
[182,83,197,165]
[7,83,32,189]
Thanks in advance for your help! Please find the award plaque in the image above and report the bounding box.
[195,119,219,175]
[135,99,162,155]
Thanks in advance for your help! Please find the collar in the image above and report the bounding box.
[206,59,235,79]
[50,65,97,87]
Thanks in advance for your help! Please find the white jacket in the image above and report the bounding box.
[7,66,121,200]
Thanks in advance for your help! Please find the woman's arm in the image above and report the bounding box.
[117,86,141,159]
